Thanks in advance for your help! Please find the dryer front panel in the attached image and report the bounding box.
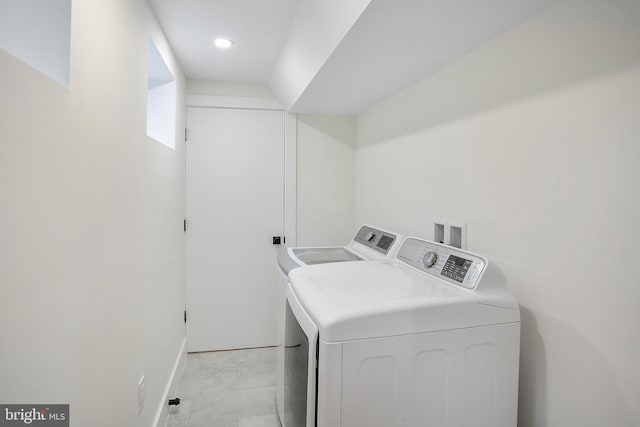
[338,323,520,427]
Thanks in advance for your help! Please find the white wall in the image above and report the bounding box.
[297,115,356,246]
[186,79,275,98]
[0,1,186,426]
[356,0,640,426]
[269,0,371,111]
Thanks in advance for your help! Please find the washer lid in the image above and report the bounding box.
[278,225,404,275]
[291,247,363,265]
[288,261,519,342]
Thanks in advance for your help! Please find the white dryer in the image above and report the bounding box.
[284,237,521,427]
[276,225,403,427]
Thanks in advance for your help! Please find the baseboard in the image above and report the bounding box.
[152,337,187,427]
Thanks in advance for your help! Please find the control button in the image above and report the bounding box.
[365,231,376,242]
[423,251,438,268]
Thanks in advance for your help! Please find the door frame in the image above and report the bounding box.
[184,94,297,335]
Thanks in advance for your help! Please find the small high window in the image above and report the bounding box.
[0,0,71,87]
[146,37,176,150]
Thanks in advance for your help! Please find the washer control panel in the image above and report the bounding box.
[423,251,438,268]
[353,226,397,255]
[397,238,486,289]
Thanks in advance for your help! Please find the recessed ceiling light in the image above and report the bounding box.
[214,38,233,49]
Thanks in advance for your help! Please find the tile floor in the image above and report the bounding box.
[166,347,281,427]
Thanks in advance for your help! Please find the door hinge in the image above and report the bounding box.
[184,310,187,323]
[183,219,187,232]
[184,128,188,142]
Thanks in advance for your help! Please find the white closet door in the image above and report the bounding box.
[186,107,284,352]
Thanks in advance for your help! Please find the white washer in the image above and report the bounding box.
[276,225,403,427]
[284,237,521,427]
[277,225,403,274]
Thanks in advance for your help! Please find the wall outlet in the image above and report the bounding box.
[138,375,145,414]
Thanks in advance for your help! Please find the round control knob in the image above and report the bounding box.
[365,232,376,242]
[423,251,438,268]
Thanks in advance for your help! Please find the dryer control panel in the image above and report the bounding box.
[353,226,398,255]
[396,238,486,289]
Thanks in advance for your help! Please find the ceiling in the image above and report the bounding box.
[149,0,559,114]
[149,0,300,82]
